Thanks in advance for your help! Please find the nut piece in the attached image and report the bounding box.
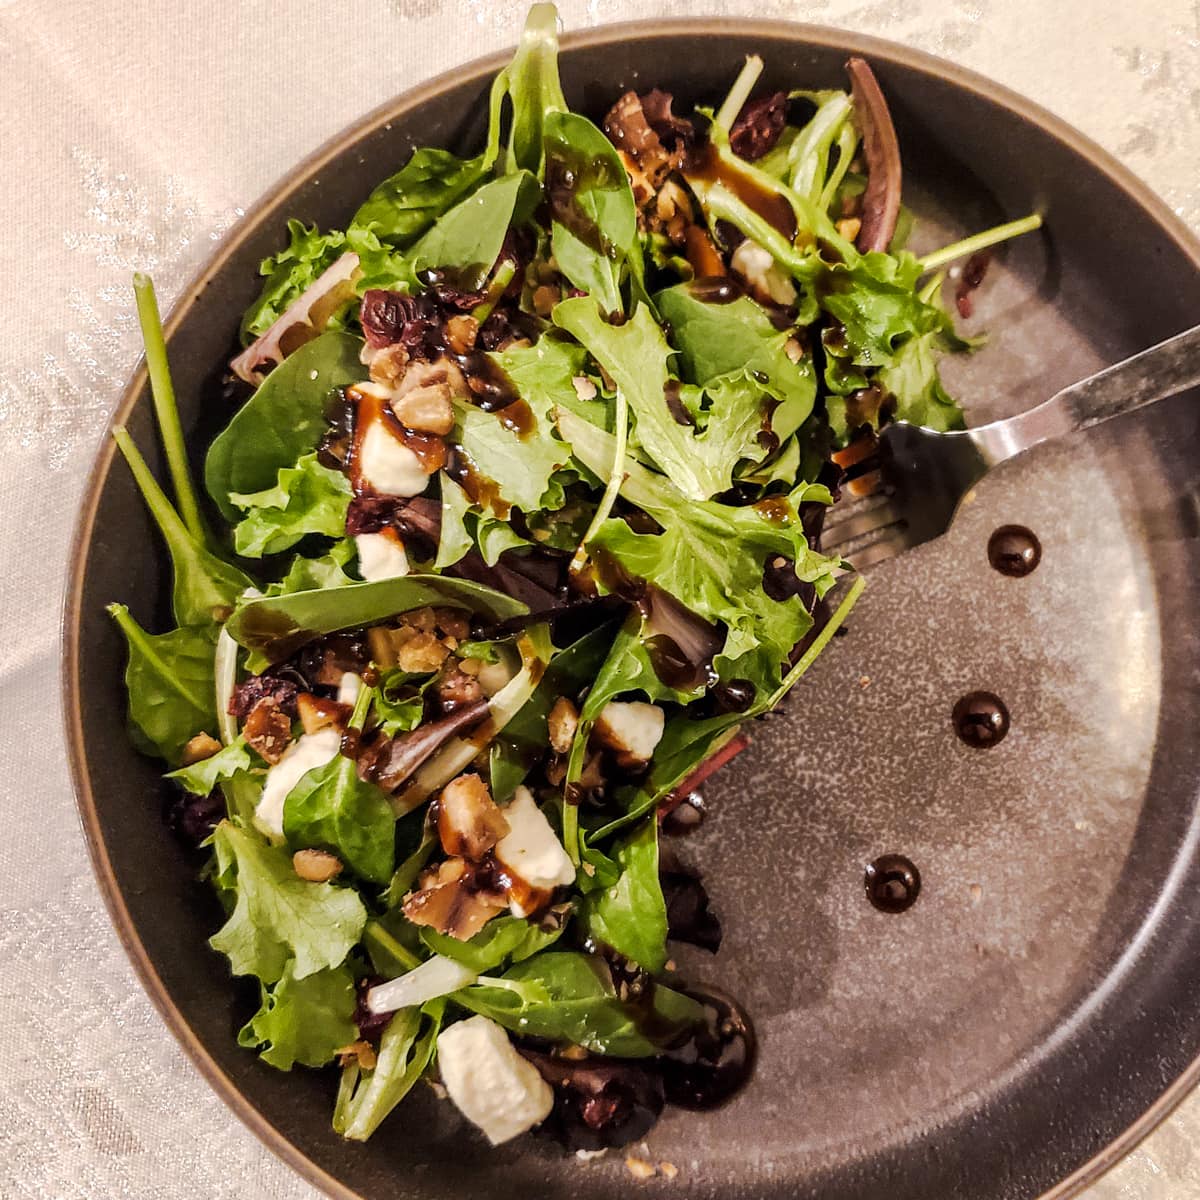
[293,848,344,882]
[625,1155,657,1181]
[396,630,450,674]
[437,773,511,860]
[445,314,479,354]
[243,697,293,765]
[336,1040,378,1070]
[180,731,222,766]
[571,375,598,402]
[394,383,454,436]
[403,857,507,940]
[547,696,580,755]
[367,342,410,387]
[836,216,862,243]
[436,666,485,713]
[296,693,351,736]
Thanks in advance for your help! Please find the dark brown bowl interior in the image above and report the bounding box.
[64,19,1200,1200]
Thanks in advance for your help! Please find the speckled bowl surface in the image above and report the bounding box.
[63,18,1200,1200]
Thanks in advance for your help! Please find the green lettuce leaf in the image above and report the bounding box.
[107,605,217,766]
[420,915,564,973]
[238,961,358,1070]
[166,736,255,795]
[579,817,668,971]
[209,821,366,984]
[459,951,702,1057]
[229,452,352,558]
[500,2,567,173]
[267,538,357,596]
[877,329,965,432]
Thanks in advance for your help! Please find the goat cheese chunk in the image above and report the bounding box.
[437,1016,553,1145]
[594,700,665,764]
[253,728,340,838]
[494,785,575,912]
[358,419,428,496]
[355,531,410,582]
[731,238,797,306]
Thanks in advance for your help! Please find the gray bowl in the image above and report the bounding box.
[63,18,1200,1200]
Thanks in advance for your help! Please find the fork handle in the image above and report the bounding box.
[974,322,1200,465]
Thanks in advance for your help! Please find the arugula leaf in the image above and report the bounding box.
[408,171,538,292]
[226,574,526,661]
[655,284,816,442]
[876,329,965,432]
[113,429,252,627]
[209,821,366,984]
[350,150,489,246]
[229,452,352,557]
[205,331,365,523]
[107,605,217,766]
[544,111,640,316]
[580,818,668,972]
[420,915,565,973]
[554,297,766,500]
[238,961,358,1070]
[283,686,396,885]
[459,952,702,1057]
[335,1001,443,1141]
[267,538,357,596]
[166,736,254,795]
[501,2,567,173]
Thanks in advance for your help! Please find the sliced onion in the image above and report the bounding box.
[366,955,478,1015]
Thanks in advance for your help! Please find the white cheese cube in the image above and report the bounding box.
[593,700,665,764]
[253,728,340,838]
[437,1016,553,1145]
[355,531,410,582]
[731,238,797,306]
[494,785,575,907]
[358,420,428,496]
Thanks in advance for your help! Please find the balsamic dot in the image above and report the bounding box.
[953,691,1010,748]
[865,855,921,913]
[987,525,1041,577]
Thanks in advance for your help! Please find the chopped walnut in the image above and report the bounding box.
[444,314,479,354]
[180,732,221,765]
[296,693,351,736]
[368,342,411,387]
[547,696,579,755]
[571,375,598,402]
[403,607,438,633]
[402,857,507,939]
[293,848,343,882]
[625,1156,657,1181]
[336,1040,378,1070]
[396,630,450,674]
[437,774,511,860]
[243,697,293,765]
[836,216,862,243]
[659,1161,679,1180]
[394,382,454,436]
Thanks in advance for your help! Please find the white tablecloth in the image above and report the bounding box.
[2,1,1197,1196]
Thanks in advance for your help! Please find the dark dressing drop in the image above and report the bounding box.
[660,986,756,1110]
[864,854,921,913]
[987,525,1041,577]
[953,691,1010,748]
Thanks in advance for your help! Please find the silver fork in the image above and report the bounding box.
[820,323,1200,568]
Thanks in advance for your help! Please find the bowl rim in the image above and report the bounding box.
[60,16,1200,1200]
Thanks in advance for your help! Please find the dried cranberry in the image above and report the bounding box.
[639,89,696,155]
[360,289,440,355]
[661,866,723,953]
[164,788,224,849]
[729,91,788,161]
[228,674,299,720]
[354,977,392,1044]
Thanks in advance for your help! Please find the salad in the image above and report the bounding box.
[108,3,1039,1155]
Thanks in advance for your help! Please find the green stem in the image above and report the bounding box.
[363,919,422,972]
[112,427,195,566]
[768,573,866,708]
[132,274,207,545]
[471,259,517,325]
[918,213,1043,274]
[715,55,764,132]
[569,385,628,576]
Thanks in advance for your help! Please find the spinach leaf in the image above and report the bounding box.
[459,952,702,1058]
[350,149,490,246]
[225,574,527,661]
[210,821,366,984]
[335,1001,443,1141]
[655,284,816,442]
[553,297,764,500]
[408,171,538,292]
[107,605,216,765]
[229,452,352,558]
[420,915,564,973]
[501,2,567,173]
[238,961,358,1070]
[876,329,965,432]
[544,111,639,316]
[204,331,365,523]
[114,429,252,627]
[580,817,668,971]
[166,736,255,795]
[283,686,396,885]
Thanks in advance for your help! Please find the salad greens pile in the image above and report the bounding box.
[109,3,1039,1150]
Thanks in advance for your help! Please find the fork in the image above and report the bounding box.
[820,323,1200,568]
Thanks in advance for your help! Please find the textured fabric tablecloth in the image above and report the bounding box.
[2,1,1197,1196]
